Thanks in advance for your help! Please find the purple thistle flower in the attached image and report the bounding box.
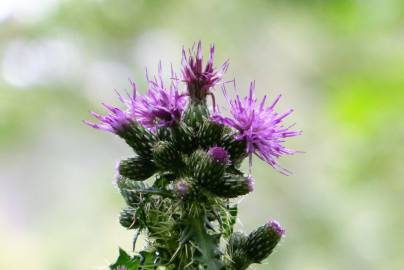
[131,62,187,130]
[84,98,134,134]
[181,41,229,102]
[266,219,285,236]
[85,63,186,133]
[208,146,230,164]
[211,81,301,175]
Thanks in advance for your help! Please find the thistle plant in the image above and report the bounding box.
[86,42,301,270]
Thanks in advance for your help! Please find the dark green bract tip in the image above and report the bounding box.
[118,157,156,181]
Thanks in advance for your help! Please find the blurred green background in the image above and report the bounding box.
[1,0,403,269]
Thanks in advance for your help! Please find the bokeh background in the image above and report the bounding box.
[1,0,404,269]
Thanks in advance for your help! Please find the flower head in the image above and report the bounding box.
[131,63,187,130]
[211,82,301,175]
[181,41,229,102]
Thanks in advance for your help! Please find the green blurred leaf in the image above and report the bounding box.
[330,61,404,134]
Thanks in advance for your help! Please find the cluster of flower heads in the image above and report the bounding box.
[86,41,300,175]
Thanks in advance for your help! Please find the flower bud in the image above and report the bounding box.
[207,146,229,165]
[198,121,226,149]
[153,141,183,172]
[219,132,247,167]
[244,219,284,263]
[188,149,226,186]
[118,156,156,181]
[171,123,197,154]
[116,121,156,158]
[174,180,191,198]
[119,207,138,229]
[208,173,253,198]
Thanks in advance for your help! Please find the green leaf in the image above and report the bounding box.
[109,248,140,270]
[186,216,224,270]
[139,250,158,269]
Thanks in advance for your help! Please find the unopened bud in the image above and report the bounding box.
[208,146,229,165]
[153,141,183,172]
[198,121,225,148]
[209,173,253,198]
[244,219,284,263]
[219,132,247,167]
[188,150,226,186]
[171,123,197,154]
[116,122,156,158]
[174,180,191,198]
[118,156,156,181]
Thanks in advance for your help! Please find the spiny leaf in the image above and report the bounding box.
[109,248,140,270]
[185,216,224,270]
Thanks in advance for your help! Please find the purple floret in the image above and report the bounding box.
[211,81,301,175]
[266,219,285,236]
[246,175,255,192]
[208,146,230,164]
[181,41,229,101]
[131,63,187,131]
[84,75,138,134]
[84,101,133,134]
